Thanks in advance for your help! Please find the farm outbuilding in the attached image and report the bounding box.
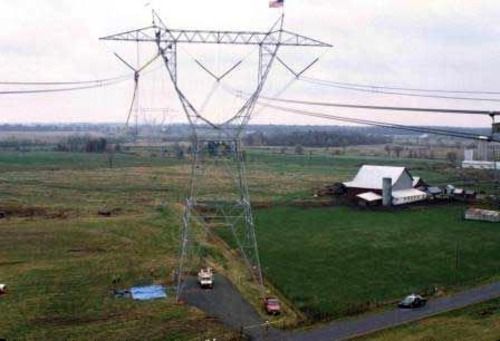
[391,188,427,205]
[355,191,382,207]
[465,208,500,222]
[426,186,443,199]
[343,165,427,206]
[412,176,427,189]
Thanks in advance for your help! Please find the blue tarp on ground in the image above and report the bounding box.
[130,284,167,301]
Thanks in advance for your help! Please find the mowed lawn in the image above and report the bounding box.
[255,205,500,319]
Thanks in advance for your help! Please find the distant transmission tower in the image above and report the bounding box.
[101,11,330,300]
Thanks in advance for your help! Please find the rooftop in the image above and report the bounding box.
[356,191,383,202]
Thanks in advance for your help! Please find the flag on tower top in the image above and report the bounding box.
[269,0,284,8]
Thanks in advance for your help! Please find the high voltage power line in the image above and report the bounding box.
[301,77,500,103]
[0,77,131,95]
[300,76,500,95]
[0,74,129,86]
[0,61,164,95]
[257,102,497,142]
[258,95,499,116]
[221,80,499,140]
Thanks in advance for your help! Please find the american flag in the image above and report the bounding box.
[269,0,284,8]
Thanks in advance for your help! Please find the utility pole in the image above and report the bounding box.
[490,114,499,193]
[101,11,331,301]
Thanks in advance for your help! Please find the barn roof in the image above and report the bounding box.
[344,165,410,190]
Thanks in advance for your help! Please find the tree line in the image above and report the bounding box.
[243,130,391,147]
[55,136,117,153]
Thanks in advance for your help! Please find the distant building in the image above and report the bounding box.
[478,140,489,161]
[462,146,500,170]
[464,149,474,161]
[344,165,427,206]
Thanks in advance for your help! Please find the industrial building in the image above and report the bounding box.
[462,145,500,170]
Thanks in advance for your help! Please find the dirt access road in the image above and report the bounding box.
[181,277,500,340]
[180,274,283,340]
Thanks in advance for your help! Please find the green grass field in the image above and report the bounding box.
[254,205,500,319]
[0,208,240,340]
[1,149,498,339]
[0,151,232,340]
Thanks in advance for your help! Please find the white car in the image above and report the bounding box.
[398,294,426,308]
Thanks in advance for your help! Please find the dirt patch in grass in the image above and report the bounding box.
[31,312,122,327]
[97,207,122,217]
[0,260,26,267]
[67,246,107,256]
[0,203,72,219]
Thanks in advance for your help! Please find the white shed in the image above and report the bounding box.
[392,188,427,206]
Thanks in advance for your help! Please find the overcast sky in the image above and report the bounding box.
[1,0,500,127]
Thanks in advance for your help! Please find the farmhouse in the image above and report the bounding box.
[344,165,427,206]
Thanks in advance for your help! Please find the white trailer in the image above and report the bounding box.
[197,268,214,289]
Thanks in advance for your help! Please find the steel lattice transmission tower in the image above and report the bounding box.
[101,12,330,300]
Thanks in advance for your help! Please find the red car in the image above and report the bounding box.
[264,297,281,315]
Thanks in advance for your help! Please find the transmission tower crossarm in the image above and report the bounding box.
[101,26,331,47]
[195,59,243,82]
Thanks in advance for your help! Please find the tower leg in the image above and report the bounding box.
[175,138,264,300]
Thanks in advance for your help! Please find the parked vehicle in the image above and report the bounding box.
[264,297,281,315]
[398,294,426,308]
[0,284,6,295]
[197,268,214,289]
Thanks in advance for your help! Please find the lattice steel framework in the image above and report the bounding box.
[101,12,330,300]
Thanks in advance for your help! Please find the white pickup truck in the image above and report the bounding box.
[197,268,214,289]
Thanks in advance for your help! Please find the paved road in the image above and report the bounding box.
[290,281,500,341]
[181,277,500,340]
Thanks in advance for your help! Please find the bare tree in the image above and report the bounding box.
[446,151,458,165]
[393,145,404,158]
[384,144,391,157]
[295,144,304,155]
